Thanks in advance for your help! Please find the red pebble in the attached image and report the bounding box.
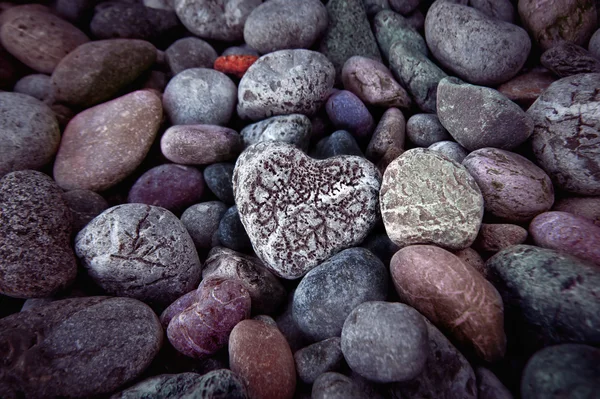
[214,55,259,78]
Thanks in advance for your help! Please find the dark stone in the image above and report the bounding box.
[541,41,600,77]
[218,206,252,252]
[311,130,363,159]
[294,337,344,384]
[203,163,235,205]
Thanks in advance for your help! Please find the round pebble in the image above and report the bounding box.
[428,141,469,164]
[180,201,228,249]
[311,130,363,159]
[326,90,374,139]
[218,206,252,252]
[165,37,218,75]
[589,28,600,59]
[312,372,369,399]
[406,113,452,147]
[365,107,405,164]
[294,337,344,384]
[204,163,235,205]
[240,114,312,150]
[474,223,528,253]
[12,74,52,102]
[63,189,109,233]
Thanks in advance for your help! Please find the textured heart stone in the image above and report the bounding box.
[233,142,381,279]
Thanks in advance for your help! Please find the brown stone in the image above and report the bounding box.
[391,244,506,362]
[366,107,405,164]
[229,319,296,399]
[497,69,556,108]
[454,247,486,275]
[474,223,528,253]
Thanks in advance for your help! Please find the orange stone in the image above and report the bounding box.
[214,55,259,78]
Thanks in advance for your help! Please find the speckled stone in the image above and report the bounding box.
[218,206,252,252]
[380,148,483,250]
[312,373,369,399]
[204,163,235,205]
[110,373,204,399]
[165,37,218,75]
[474,223,528,253]
[233,142,381,279]
[541,42,600,77]
[237,49,335,121]
[428,141,469,164]
[553,196,600,226]
[406,113,452,147]
[392,245,506,362]
[311,130,363,159]
[53,90,162,192]
[365,107,405,164]
[373,9,428,62]
[75,204,202,306]
[63,189,109,233]
[240,114,312,150]
[180,201,227,249]
[496,68,556,108]
[528,73,600,195]
[294,337,343,384]
[463,147,554,222]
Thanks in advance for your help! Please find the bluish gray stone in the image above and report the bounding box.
[203,163,235,205]
[406,113,452,147]
[312,130,363,159]
[294,337,344,384]
[428,141,468,164]
[165,37,218,75]
[374,9,427,62]
[218,206,252,252]
[180,201,228,249]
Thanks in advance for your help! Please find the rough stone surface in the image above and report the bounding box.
[486,245,600,348]
[53,90,162,192]
[0,170,77,298]
[294,337,343,384]
[0,297,163,399]
[541,42,600,77]
[373,9,428,62]
[311,130,363,159]
[0,92,60,176]
[474,223,528,253]
[391,245,507,362]
[63,189,109,233]
[165,37,218,75]
[75,204,202,306]
[233,142,381,279]
[462,148,555,222]
[204,163,235,205]
[553,196,600,226]
[425,0,530,85]
[240,114,312,150]
[453,247,486,275]
[110,373,204,399]
[341,301,429,383]
[380,148,483,250]
[312,372,369,399]
[496,68,556,108]
[237,49,335,121]
[428,141,468,164]
[365,107,405,164]
[193,369,248,399]
[293,248,388,341]
[406,113,452,147]
[528,73,600,195]
[180,201,228,249]
[436,77,534,151]
[476,367,514,399]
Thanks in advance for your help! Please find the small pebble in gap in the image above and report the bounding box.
[312,372,369,399]
[428,141,469,164]
[276,291,312,353]
[214,55,259,78]
[406,113,452,147]
[63,189,109,233]
[473,223,528,253]
[469,0,515,23]
[326,90,374,139]
[294,337,344,385]
[496,68,556,109]
[541,41,600,77]
[453,247,486,276]
[180,201,228,249]
[365,107,405,165]
[204,163,235,205]
[218,206,252,252]
[110,372,204,399]
[589,28,600,60]
[341,301,429,383]
[222,45,260,57]
[388,0,419,15]
[529,211,600,266]
[165,37,218,75]
[553,196,600,226]
[163,68,237,126]
[476,367,514,399]
[373,9,428,62]
[311,130,363,159]
[13,74,52,102]
[240,114,312,151]
[360,232,401,267]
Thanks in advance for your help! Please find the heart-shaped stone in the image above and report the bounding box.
[233,142,381,279]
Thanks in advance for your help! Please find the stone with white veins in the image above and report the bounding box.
[240,114,312,150]
[233,142,381,279]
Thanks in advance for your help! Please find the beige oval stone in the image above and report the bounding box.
[53,90,162,192]
[0,5,89,73]
[391,244,506,362]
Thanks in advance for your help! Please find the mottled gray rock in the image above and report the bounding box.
[174,0,261,41]
[0,297,163,399]
[374,9,427,61]
[163,68,237,126]
[294,337,344,384]
[380,148,483,250]
[111,373,204,399]
[541,41,600,77]
[341,301,429,383]
[237,49,335,121]
[437,77,534,151]
[13,74,52,102]
[425,0,530,85]
[75,204,202,307]
[244,0,328,54]
[462,148,554,222]
[240,114,312,150]
[312,372,369,399]
[0,170,77,298]
[486,245,600,348]
[180,201,228,249]
[469,0,515,22]
[406,113,452,147]
[366,107,405,164]
[476,367,513,399]
[63,189,109,233]
[293,248,388,341]
[589,28,600,59]
[204,163,235,205]
[528,73,600,195]
[165,37,218,75]
[194,369,248,399]
[233,142,381,279]
[217,206,252,252]
[0,92,60,176]
[428,141,468,163]
[311,130,364,159]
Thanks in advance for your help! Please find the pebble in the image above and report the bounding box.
[62,189,109,233]
[180,201,228,249]
[496,68,556,108]
[590,28,600,59]
[521,344,600,398]
[462,148,555,223]
[0,170,77,298]
[474,223,528,253]
[240,114,312,150]
[111,372,204,398]
[51,39,156,108]
[318,0,382,82]
[202,246,287,315]
[75,204,202,306]
[229,319,296,399]
[223,45,260,57]
[363,0,390,18]
[13,74,52,102]
[528,73,600,195]
[476,367,514,399]
[214,54,259,78]
[276,291,312,353]
[406,113,452,147]
[541,42,600,77]
[553,196,600,226]
[326,90,374,139]
[294,337,344,384]
[167,278,251,358]
[529,211,600,266]
[436,77,534,151]
[174,0,261,42]
[161,124,242,165]
[453,247,486,275]
[159,289,199,328]
[53,90,162,192]
[518,0,598,51]
[233,142,381,279]
[365,107,405,164]
[165,37,218,75]
[0,92,60,176]
[360,232,401,266]
[312,372,369,399]
[389,0,419,15]
[341,301,429,383]
[469,0,515,23]
[0,5,89,74]
[425,0,530,85]
[218,206,253,252]
[341,56,411,109]
[311,130,363,159]
[127,164,205,213]
[292,247,388,341]
[486,245,600,348]
[380,148,483,250]
[163,68,237,126]
[373,9,428,62]
[243,0,328,54]
[0,297,163,398]
[204,163,235,205]
[193,369,248,399]
[428,141,468,164]
[237,49,335,121]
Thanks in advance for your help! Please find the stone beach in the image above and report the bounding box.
[1,0,600,398]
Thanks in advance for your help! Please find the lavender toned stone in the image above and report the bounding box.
[326,90,375,139]
[233,142,381,279]
[311,130,363,159]
[240,114,312,150]
[540,42,600,77]
[161,125,242,165]
[374,9,428,62]
[428,141,468,164]
[165,37,218,75]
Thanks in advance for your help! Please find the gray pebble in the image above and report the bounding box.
[476,367,514,399]
[406,113,452,147]
[389,0,419,14]
[180,201,228,249]
[293,248,388,341]
[217,205,252,252]
[312,372,369,399]
[374,9,428,62]
[469,0,515,23]
[427,140,468,163]
[363,0,390,17]
[165,37,218,75]
[62,189,109,233]
[541,41,600,77]
[204,163,235,205]
[240,114,312,150]
[13,74,52,102]
[276,291,312,353]
[194,369,248,399]
[111,373,204,399]
[589,28,600,59]
[311,130,363,159]
[75,204,202,307]
[294,337,344,384]
[341,301,429,383]
[163,68,237,126]
[222,45,260,57]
